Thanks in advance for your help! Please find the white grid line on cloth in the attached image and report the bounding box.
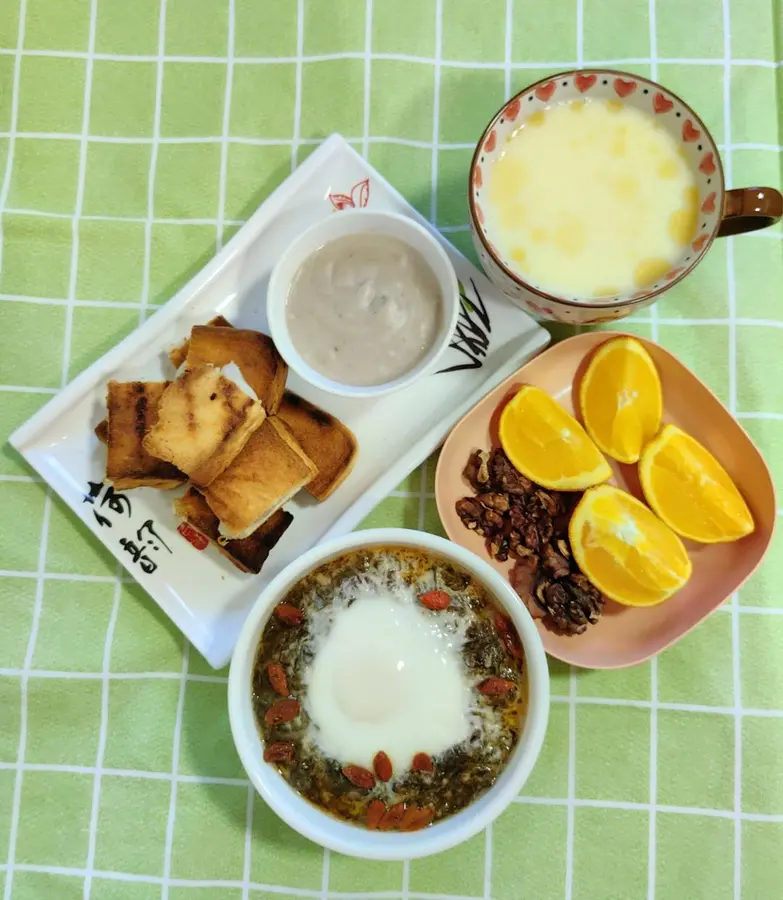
[721,4,745,899]
[0,0,25,277]
[0,865,518,900]
[82,570,123,900]
[61,0,97,390]
[291,0,304,173]
[1,47,782,67]
[2,496,50,900]
[138,0,167,327]
[215,0,236,253]
[321,850,331,900]
[514,797,783,822]
[4,132,781,153]
[647,7,660,898]
[242,785,255,900]
[362,0,373,161]
[565,666,577,900]
[0,669,228,681]
[429,0,443,228]
[0,6,50,897]
[161,642,190,900]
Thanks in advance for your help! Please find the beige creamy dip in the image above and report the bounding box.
[285,234,443,386]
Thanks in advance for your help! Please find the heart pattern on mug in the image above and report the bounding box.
[682,120,701,142]
[504,97,521,122]
[614,78,637,98]
[699,152,716,175]
[653,92,674,114]
[469,69,726,325]
[535,80,556,101]
[575,73,597,93]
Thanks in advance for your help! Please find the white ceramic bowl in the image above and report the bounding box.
[228,527,550,860]
[266,210,461,398]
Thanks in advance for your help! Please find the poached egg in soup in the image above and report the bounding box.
[253,547,526,829]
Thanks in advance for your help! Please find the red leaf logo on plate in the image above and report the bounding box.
[665,267,684,280]
[535,81,556,102]
[473,166,483,188]
[701,192,716,214]
[614,78,637,98]
[505,97,521,121]
[328,192,354,210]
[177,522,208,551]
[484,130,497,153]
[327,177,370,211]
[699,152,716,175]
[575,73,597,93]
[653,92,673,114]
[354,177,370,208]
[692,233,709,252]
[682,120,700,142]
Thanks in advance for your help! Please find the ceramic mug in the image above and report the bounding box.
[468,68,783,325]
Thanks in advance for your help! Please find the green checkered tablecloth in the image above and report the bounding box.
[1,0,782,897]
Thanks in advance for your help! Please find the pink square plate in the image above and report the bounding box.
[435,332,776,668]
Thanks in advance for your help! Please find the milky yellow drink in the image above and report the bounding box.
[485,99,699,299]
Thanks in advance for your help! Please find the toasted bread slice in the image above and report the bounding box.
[186,325,288,414]
[168,315,233,369]
[142,365,266,487]
[204,417,316,539]
[105,381,186,490]
[174,487,293,574]
[276,392,358,500]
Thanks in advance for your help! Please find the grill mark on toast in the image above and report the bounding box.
[283,391,331,427]
[216,384,255,445]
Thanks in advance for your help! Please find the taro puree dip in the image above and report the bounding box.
[285,234,443,386]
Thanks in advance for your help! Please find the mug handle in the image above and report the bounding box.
[717,187,783,237]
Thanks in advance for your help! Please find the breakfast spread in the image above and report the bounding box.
[253,546,526,829]
[285,234,443,386]
[9,61,780,864]
[484,98,698,299]
[95,316,358,575]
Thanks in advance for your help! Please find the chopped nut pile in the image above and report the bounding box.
[456,448,606,636]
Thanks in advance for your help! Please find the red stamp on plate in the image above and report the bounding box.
[177,521,209,551]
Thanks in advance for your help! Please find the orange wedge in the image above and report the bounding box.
[569,484,692,607]
[498,385,612,491]
[579,337,663,464]
[639,424,754,543]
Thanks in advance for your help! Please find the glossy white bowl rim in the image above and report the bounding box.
[228,527,550,860]
[266,210,461,399]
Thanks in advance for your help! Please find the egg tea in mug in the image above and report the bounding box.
[484,98,699,300]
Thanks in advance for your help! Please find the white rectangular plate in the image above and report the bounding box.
[11,134,549,668]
